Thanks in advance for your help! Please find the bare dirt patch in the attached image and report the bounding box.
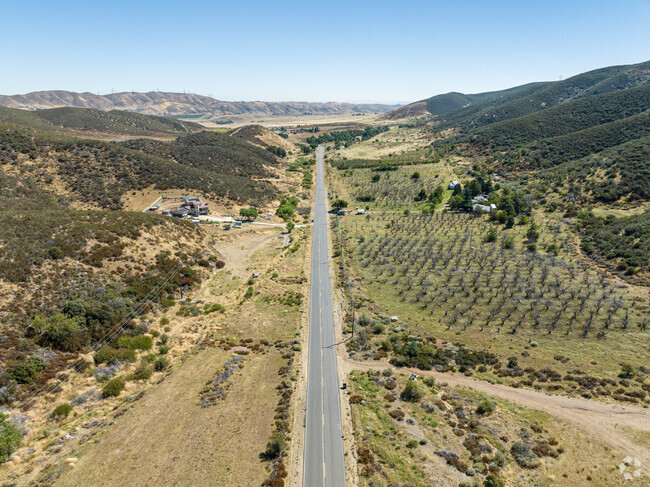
[53,348,282,487]
[342,358,650,467]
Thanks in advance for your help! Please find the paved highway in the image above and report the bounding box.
[303,146,346,487]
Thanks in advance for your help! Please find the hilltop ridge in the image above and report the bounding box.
[384,83,546,120]
[386,60,650,121]
[0,90,399,117]
[0,105,202,136]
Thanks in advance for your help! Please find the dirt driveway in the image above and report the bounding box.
[340,357,650,467]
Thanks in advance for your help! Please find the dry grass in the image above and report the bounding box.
[197,112,382,129]
[52,348,282,487]
[349,370,648,487]
[0,216,310,486]
[328,125,435,160]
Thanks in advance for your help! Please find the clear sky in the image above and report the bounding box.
[1,0,649,104]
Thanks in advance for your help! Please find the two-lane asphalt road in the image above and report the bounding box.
[303,146,346,487]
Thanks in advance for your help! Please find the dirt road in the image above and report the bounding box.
[340,358,650,466]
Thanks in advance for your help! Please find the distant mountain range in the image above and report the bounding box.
[0,91,399,117]
[386,60,650,120]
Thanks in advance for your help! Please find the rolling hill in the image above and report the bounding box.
[0,126,281,210]
[441,60,650,130]
[410,61,650,281]
[387,60,650,123]
[441,80,650,186]
[0,105,203,136]
[416,62,650,206]
[466,83,650,151]
[229,124,295,153]
[0,103,295,209]
[384,83,545,120]
[0,102,298,454]
[0,91,399,117]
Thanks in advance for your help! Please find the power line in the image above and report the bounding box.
[11,260,184,413]
[1,253,194,435]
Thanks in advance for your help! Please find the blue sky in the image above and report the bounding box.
[1,0,649,103]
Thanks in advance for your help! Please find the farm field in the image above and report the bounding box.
[325,141,648,395]
[326,124,443,161]
[338,210,647,383]
[327,160,459,209]
[323,121,649,485]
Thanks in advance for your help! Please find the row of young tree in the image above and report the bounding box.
[348,212,643,340]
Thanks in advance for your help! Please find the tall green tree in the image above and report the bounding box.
[239,208,259,220]
[332,199,348,210]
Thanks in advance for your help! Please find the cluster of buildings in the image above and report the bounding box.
[471,194,497,213]
[447,180,499,213]
[161,197,210,218]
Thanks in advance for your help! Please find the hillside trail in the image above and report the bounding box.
[340,357,650,466]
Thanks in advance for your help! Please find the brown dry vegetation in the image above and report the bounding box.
[52,348,282,487]
[230,124,296,153]
[0,220,311,486]
[0,110,311,484]
[348,370,648,486]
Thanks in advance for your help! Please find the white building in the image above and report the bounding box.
[473,204,492,213]
[472,195,489,204]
